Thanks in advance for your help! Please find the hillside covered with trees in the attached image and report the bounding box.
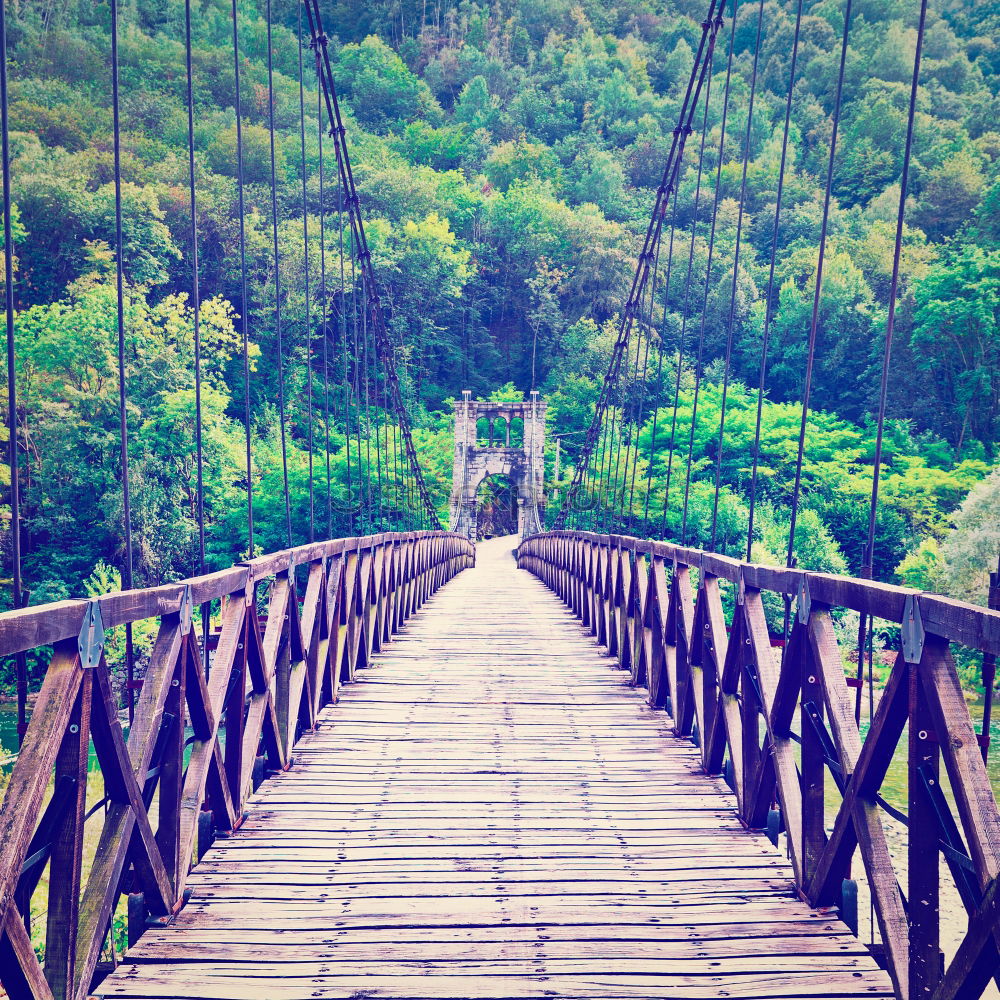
[1,0,998,689]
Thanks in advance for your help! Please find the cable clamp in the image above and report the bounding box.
[796,575,811,625]
[78,599,105,669]
[179,584,193,636]
[901,594,925,664]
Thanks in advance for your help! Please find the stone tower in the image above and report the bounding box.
[449,391,546,542]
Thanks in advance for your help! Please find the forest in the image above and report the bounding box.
[0,0,998,693]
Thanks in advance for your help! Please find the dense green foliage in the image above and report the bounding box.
[0,0,997,682]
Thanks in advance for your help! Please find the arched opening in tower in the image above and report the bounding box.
[475,474,518,540]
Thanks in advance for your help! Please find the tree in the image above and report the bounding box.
[910,245,1000,457]
[766,246,883,423]
[336,35,442,132]
[938,467,1000,605]
[454,76,499,133]
[483,139,563,193]
[570,148,629,220]
[911,150,986,241]
[367,212,474,405]
[206,122,284,185]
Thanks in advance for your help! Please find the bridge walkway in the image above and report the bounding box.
[97,536,893,1000]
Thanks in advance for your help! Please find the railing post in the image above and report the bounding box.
[619,545,637,678]
[580,539,592,630]
[909,647,941,999]
[595,539,609,647]
[671,561,694,737]
[157,636,187,892]
[43,671,92,1000]
[607,542,622,661]
[698,573,721,775]
[646,555,668,708]
[799,612,826,889]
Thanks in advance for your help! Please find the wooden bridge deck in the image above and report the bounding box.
[97,537,893,1000]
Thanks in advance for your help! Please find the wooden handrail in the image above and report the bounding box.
[0,530,475,1000]
[517,529,1000,1000]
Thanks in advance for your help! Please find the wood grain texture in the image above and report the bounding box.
[96,537,891,1000]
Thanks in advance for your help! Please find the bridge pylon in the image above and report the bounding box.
[449,390,546,542]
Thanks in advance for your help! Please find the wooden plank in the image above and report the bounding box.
[95,538,890,1000]
[97,971,895,999]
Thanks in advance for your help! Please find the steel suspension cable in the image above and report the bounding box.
[297,4,315,543]
[380,349,396,525]
[555,0,723,528]
[620,234,662,529]
[709,0,765,551]
[864,0,926,581]
[317,69,332,540]
[359,262,372,531]
[600,333,629,531]
[611,250,658,529]
[623,237,660,529]
[306,0,440,528]
[855,0,928,724]
[361,273,376,528]
[110,0,136,719]
[335,139,355,534]
[786,0,854,570]
[681,0,740,546]
[183,0,205,581]
[746,0,804,562]
[183,0,209,668]
[265,0,292,547]
[230,0,254,556]
[1,0,25,743]
[642,185,680,525]
[660,59,717,537]
[350,236,363,532]
[366,291,379,530]
[580,6,725,534]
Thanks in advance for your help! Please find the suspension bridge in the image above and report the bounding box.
[0,0,998,998]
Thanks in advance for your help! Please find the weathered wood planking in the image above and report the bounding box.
[96,537,893,1000]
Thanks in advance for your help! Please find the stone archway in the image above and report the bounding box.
[474,474,518,539]
[449,391,546,542]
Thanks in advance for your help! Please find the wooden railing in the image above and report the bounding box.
[518,530,1000,1000]
[0,530,474,1000]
